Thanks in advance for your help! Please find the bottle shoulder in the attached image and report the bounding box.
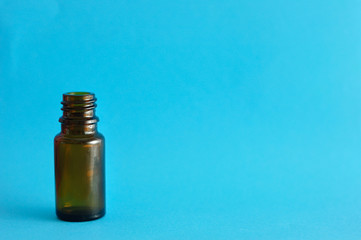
[54,132,104,144]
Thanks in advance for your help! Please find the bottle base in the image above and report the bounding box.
[56,207,105,222]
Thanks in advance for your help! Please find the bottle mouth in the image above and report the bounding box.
[60,92,98,124]
[63,92,95,102]
[66,92,92,95]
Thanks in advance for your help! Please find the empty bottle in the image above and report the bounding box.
[54,92,105,221]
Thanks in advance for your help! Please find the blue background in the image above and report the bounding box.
[1,0,361,239]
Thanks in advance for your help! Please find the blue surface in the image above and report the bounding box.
[1,0,361,239]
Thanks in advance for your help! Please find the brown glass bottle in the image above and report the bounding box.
[54,92,105,222]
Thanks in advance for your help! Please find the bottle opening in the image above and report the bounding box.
[66,92,92,96]
[63,92,95,102]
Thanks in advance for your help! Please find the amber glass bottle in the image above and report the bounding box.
[54,92,105,222]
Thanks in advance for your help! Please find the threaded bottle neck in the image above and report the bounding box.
[59,92,99,135]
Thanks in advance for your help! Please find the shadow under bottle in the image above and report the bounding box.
[54,92,105,222]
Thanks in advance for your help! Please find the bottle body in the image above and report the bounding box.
[54,92,105,221]
[54,132,105,221]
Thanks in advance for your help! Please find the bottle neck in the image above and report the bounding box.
[61,124,97,135]
[59,92,99,136]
